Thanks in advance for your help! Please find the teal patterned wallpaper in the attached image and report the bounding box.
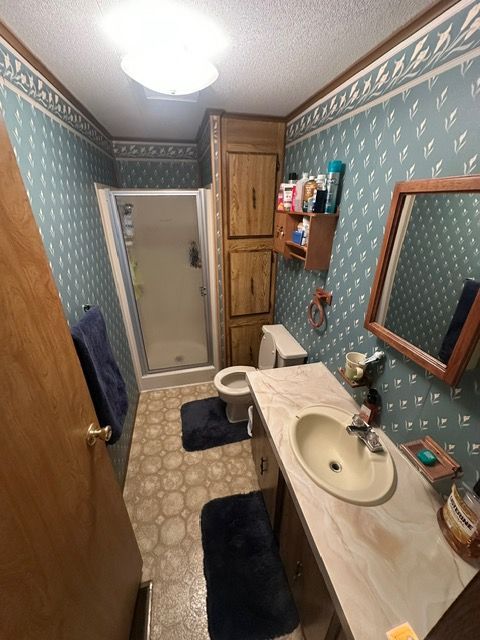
[0,38,138,486]
[113,140,200,189]
[277,0,480,486]
[385,193,480,356]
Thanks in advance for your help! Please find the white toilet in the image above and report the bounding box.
[214,324,307,423]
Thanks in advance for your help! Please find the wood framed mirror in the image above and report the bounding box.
[365,176,480,386]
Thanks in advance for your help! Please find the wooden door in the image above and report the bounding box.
[227,152,278,237]
[251,406,281,528]
[0,118,142,639]
[229,249,272,316]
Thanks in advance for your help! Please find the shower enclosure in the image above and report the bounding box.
[98,188,218,389]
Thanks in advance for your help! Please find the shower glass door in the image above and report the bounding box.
[109,190,211,374]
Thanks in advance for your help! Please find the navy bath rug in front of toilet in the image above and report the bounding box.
[181,397,249,451]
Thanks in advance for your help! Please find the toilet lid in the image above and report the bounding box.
[258,332,276,369]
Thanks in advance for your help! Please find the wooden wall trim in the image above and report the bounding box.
[0,21,111,139]
[287,0,461,122]
[223,112,286,123]
[197,108,225,144]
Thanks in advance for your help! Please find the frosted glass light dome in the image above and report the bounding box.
[121,48,219,96]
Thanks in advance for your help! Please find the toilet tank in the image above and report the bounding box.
[262,325,307,368]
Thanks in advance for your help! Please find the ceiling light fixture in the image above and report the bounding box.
[103,0,227,96]
[121,47,219,96]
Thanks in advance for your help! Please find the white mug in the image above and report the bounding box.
[345,352,366,381]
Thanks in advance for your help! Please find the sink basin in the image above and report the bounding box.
[289,404,396,506]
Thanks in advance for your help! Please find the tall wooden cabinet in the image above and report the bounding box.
[220,116,285,366]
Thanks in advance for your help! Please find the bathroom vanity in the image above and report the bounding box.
[247,363,480,640]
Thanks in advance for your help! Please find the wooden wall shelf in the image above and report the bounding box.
[274,211,339,271]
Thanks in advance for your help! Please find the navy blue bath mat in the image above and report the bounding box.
[181,397,249,452]
[201,491,299,640]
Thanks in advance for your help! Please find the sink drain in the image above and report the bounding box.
[329,461,342,473]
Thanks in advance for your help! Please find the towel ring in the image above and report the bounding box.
[307,288,332,329]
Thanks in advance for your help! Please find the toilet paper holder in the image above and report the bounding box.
[308,288,332,329]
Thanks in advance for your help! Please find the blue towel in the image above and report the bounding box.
[438,279,480,364]
[71,306,128,444]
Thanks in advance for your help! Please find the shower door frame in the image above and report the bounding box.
[97,186,220,390]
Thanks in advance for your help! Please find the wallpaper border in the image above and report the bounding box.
[0,37,113,156]
[286,0,480,145]
[113,140,198,160]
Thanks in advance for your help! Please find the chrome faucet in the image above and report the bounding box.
[346,414,384,453]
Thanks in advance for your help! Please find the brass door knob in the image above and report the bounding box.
[86,423,112,446]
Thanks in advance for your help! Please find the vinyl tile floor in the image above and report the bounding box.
[123,382,303,640]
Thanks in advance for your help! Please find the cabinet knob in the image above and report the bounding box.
[260,456,268,475]
[293,560,303,582]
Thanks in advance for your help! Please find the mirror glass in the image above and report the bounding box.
[375,192,480,364]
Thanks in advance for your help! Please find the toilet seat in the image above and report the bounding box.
[213,365,255,397]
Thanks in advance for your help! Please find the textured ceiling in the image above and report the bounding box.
[0,0,438,140]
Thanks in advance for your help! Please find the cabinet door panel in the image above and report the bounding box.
[227,152,277,237]
[279,489,337,640]
[230,324,263,366]
[251,406,279,528]
[230,250,272,316]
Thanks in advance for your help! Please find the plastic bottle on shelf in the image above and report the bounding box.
[325,160,344,213]
[307,174,327,212]
[283,172,297,212]
[301,216,310,246]
[302,176,317,212]
[312,186,327,212]
[293,172,309,213]
[283,185,294,212]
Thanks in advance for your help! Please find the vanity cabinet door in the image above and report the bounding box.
[279,487,341,640]
[251,405,280,529]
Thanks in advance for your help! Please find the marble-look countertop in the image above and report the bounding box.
[247,362,479,640]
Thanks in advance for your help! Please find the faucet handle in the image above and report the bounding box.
[365,430,383,452]
[350,414,369,430]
